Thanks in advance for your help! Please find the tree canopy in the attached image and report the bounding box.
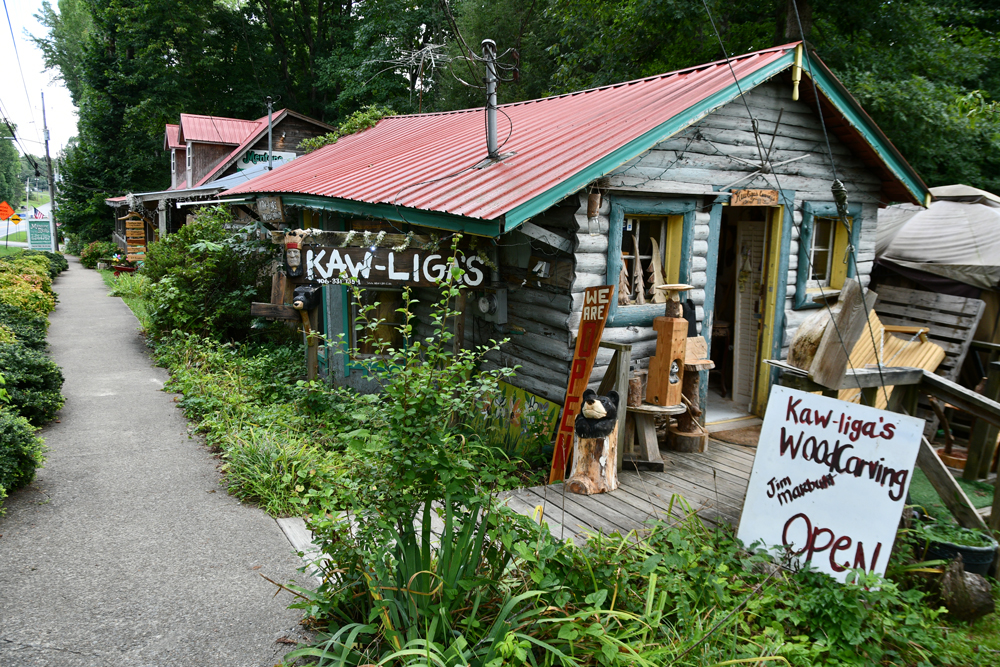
[35,0,1000,242]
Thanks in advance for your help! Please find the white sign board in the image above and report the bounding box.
[236,149,296,171]
[27,218,56,252]
[737,385,923,582]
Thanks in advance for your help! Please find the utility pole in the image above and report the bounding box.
[41,92,58,251]
[482,40,498,159]
[266,96,273,171]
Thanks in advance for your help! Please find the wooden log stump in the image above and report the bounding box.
[567,424,618,495]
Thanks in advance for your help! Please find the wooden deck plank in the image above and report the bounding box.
[621,471,740,525]
[504,495,582,541]
[523,486,640,536]
[696,445,757,471]
[661,453,752,490]
[521,486,629,538]
[668,447,755,479]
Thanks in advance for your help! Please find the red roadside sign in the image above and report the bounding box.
[0,201,13,220]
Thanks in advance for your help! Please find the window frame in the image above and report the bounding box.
[793,201,863,310]
[607,197,697,327]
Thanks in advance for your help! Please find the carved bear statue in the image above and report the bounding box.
[575,389,619,439]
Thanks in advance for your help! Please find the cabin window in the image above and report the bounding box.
[617,215,683,306]
[794,202,863,309]
[171,150,176,176]
[185,147,192,172]
[808,217,835,286]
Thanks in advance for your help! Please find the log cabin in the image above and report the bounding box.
[221,42,930,427]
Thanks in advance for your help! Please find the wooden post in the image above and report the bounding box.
[892,385,989,531]
[597,341,631,472]
[566,424,618,495]
[964,361,1000,480]
[647,317,686,406]
[671,366,706,452]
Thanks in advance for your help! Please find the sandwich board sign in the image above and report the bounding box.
[736,385,922,583]
[27,218,56,252]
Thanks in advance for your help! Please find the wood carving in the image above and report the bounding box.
[632,235,645,305]
[567,390,620,494]
[649,238,666,303]
[618,261,631,306]
[646,317,687,406]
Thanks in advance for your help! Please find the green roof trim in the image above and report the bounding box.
[805,57,928,204]
[277,194,501,237]
[502,48,928,230]
[502,51,798,231]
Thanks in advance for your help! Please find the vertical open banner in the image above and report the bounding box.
[737,385,923,582]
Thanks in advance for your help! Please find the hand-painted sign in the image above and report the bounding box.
[0,201,12,220]
[236,150,296,171]
[27,218,55,252]
[731,189,779,206]
[125,219,144,230]
[549,285,615,483]
[257,196,284,224]
[125,229,146,240]
[471,381,561,457]
[304,246,487,287]
[737,385,922,582]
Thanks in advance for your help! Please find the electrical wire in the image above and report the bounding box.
[791,0,890,407]
[2,0,41,146]
[700,0,873,404]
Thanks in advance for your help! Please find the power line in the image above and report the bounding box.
[2,0,42,145]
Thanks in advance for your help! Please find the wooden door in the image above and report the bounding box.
[732,217,767,409]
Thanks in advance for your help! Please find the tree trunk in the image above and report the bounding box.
[567,424,619,495]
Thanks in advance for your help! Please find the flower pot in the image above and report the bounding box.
[923,535,998,576]
[936,447,967,470]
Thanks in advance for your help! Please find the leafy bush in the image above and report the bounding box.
[143,206,277,340]
[63,235,84,256]
[0,254,53,286]
[0,302,47,350]
[297,105,396,153]
[0,343,65,425]
[108,272,154,299]
[79,240,118,269]
[0,273,56,315]
[22,250,69,277]
[0,405,44,511]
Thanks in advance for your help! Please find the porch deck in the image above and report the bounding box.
[503,441,756,542]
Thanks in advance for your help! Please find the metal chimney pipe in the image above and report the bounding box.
[482,39,498,159]
[266,96,274,171]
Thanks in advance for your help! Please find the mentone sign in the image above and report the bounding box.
[737,385,922,583]
[304,246,487,288]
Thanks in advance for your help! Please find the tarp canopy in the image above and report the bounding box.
[879,197,1000,290]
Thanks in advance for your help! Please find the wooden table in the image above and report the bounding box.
[623,402,685,471]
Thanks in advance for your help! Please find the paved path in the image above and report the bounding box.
[0,257,307,666]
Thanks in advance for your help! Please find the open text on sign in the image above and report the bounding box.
[736,385,922,583]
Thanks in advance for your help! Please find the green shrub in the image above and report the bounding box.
[0,405,45,509]
[63,235,84,256]
[0,302,47,350]
[144,206,277,340]
[0,273,56,315]
[0,343,64,425]
[0,254,53,287]
[79,240,118,269]
[108,272,154,299]
[22,250,69,277]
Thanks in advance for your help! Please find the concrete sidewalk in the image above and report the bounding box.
[0,257,307,666]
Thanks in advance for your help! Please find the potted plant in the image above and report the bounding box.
[914,520,998,575]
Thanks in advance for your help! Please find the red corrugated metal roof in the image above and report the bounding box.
[223,45,798,225]
[177,114,262,145]
[193,110,285,187]
[164,124,183,150]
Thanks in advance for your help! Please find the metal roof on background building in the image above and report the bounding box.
[164,124,183,151]
[177,114,262,145]
[222,42,928,235]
